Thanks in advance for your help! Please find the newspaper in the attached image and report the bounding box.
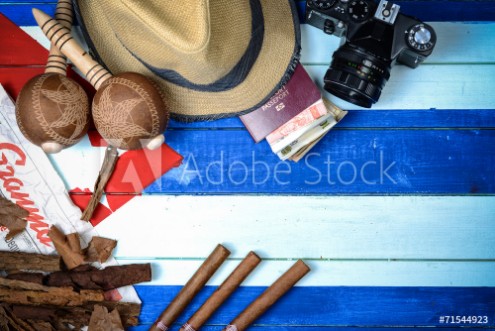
[0,84,140,304]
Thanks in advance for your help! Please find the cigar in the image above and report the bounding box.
[180,252,262,331]
[149,244,231,331]
[223,259,310,331]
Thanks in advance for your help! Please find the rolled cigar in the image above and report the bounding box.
[223,259,310,331]
[149,244,231,331]
[180,252,261,331]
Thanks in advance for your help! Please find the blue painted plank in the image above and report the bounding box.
[131,328,495,331]
[132,286,495,328]
[2,1,495,26]
[0,4,55,26]
[146,129,495,194]
[168,109,495,129]
[297,1,495,22]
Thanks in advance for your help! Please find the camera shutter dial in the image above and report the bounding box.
[348,0,371,21]
[406,24,436,52]
[309,0,337,10]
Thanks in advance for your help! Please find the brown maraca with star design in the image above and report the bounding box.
[32,8,169,151]
[33,7,169,221]
[15,0,90,154]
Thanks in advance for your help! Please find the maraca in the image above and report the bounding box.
[33,8,169,221]
[16,0,90,154]
[32,9,169,151]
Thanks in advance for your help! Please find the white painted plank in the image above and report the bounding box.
[301,22,495,65]
[115,259,495,287]
[23,25,495,111]
[306,64,495,110]
[21,26,89,52]
[47,136,106,190]
[23,23,495,65]
[94,195,495,260]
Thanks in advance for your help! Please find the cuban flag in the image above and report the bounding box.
[0,1,494,330]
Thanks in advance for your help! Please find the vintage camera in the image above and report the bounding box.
[306,0,436,108]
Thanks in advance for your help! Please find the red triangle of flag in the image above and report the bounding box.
[0,13,48,98]
[0,13,48,66]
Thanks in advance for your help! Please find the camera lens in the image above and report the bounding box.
[324,44,391,108]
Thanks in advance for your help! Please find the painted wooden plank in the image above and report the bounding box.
[0,67,44,99]
[115,259,495,287]
[142,129,494,194]
[20,30,495,110]
[48,128,495,195]
[21,26,90,52]
[2,1,495,26]
[300,23,495,65]
[166,109,495,130]
[0,4,56,26]
[16,25,495,111]
[5,62,495,112]
[131,286,495,327]
[94,196,495,260]
[48,127,495,195]
[20,23,495,65]
[0,13,47,65]
[131,327,493,331]
[306,64,495,111]
[49,129,495,195]
[298,1,495,22]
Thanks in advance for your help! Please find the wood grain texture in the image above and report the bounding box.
[117,259,495,287]
[19,23,495,66]
[94,196,495,260]
[131,286,495,327]
[49,128,495,195]
[131,328,494,331]
[308,64,495,111]
[297,1,495,22]
[166,109,495,129]
[147,129,495,194]
[0,12,47,65]
[300,23,495,65]
[3,5,495,331]
[2,1,495,25]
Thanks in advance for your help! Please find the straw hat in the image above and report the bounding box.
[73,0,301,122]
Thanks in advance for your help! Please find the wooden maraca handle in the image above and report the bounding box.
[45,0,73,75]
[33,8,112,89]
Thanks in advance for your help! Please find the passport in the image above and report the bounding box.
[239,63,321,143]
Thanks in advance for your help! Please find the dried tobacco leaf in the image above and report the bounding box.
[47,226,85,270]
[85,237,117,263]
[88,305,124,331]
[81,146,119,222]
[0,196,28,239]
[46,263,152,290]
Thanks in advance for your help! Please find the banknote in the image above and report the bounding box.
[266,99,328,144]
[276,114,337,160]
[268,100,330,153]
[287,99,348,162]
[289,133,328,162]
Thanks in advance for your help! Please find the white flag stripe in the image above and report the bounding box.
[94,195,495,260]
[116,259,495,287]
[24,23,495,64]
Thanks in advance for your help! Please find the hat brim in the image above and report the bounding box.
[73,0,301,122]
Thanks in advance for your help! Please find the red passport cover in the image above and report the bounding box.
[240,63,321,142]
